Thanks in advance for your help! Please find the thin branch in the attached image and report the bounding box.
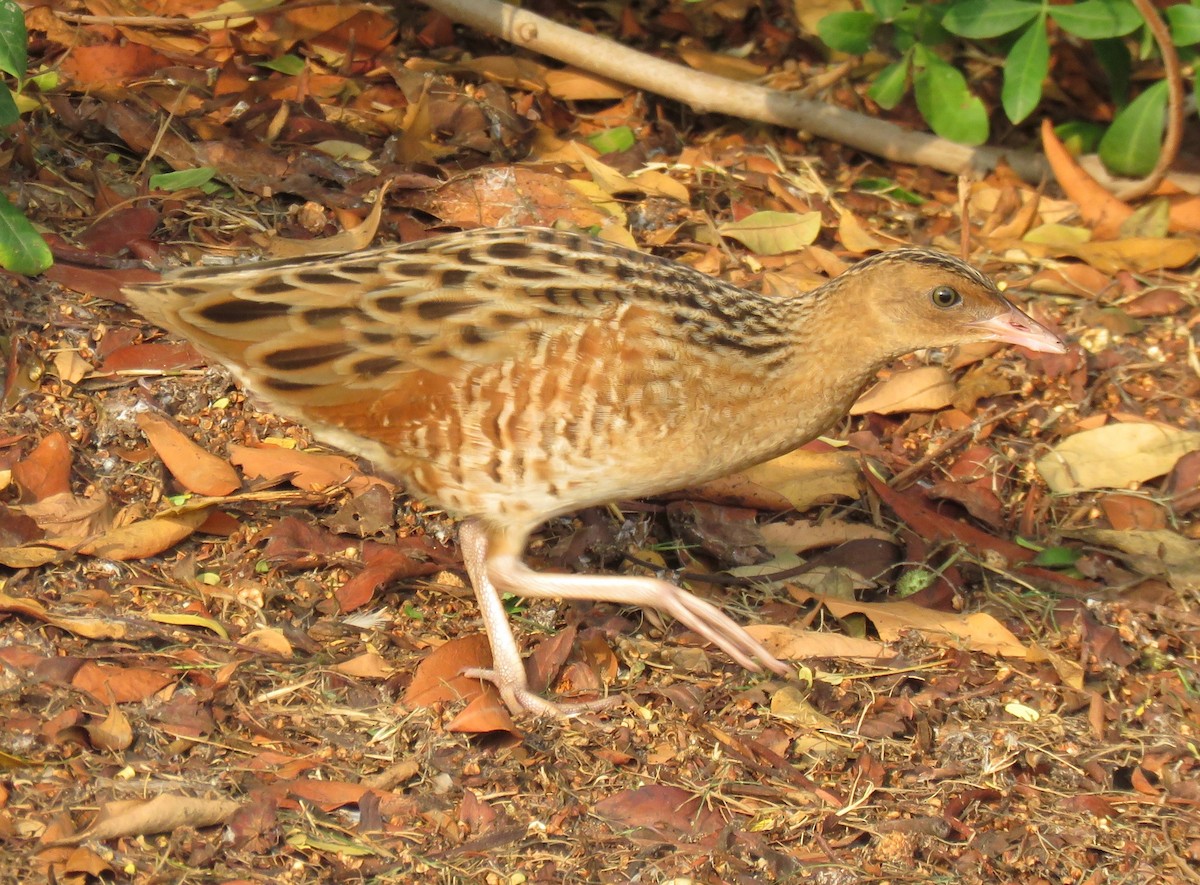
[1113,0,1184,202]
[417,0,1047,183]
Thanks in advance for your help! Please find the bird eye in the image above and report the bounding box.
[930,285,962,309]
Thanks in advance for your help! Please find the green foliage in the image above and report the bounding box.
[817,0,1185,177]
[256,54,306,75]
[0,0,52,275]
[0,193,53,275]
[149,166,220,192]
[0,0,26,127]
[1099,79,1169,175]
[586,126,636,155]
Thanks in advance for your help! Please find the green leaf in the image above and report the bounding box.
[867,0,906,21]
[1001,18,1049,123]
[0,0,26,79]
[1050,0,1141,39]
[942,0,1040,39]
[1032,546,1081,568]
[717,210,822,255]
[818,11,878,54]
[0,86,17,126]
[854,178,924,205]
[0,192,52,275]
[914,57,989,145]
[256,54,306,75]
[149,167,219,191]
[1054,120,1104,154]
[893,4,952,48]
[1099,80,1168,176]
[1167,3,1200,46]
[586,126,635,155]
[868,58,910,109]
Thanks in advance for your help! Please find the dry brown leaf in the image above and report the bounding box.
[739,448,862,511]
[836,210,885,254]
[0,590,132,640]
[228,443,391,495]
[78,503,208,558]
[16,490,111,543]
[87,705,134,752]
[1027,645,1085,690]
[1041,118,1131,238]
[136,412,240,497]
[405,634,493,708]
[53,349,92,385]
[1065,528,1200,591]
[594,785,724,840]
[544,67,628,100]
[676,46,768,80]
[446,690,517,735]
[241,628,293,657]
[718,211,822,255]
[770,684,839,728]
[72,662,174,704]
[1000,236,1200,274]
[12,431,72,500]
[334,651,393,679]
[758,519,894,553]
[264,180,390,259]
[64,795,240,844]
[746,623,891,660]
[1037,423,1200,493]
[851,366,955,415]
[792,589,1029,658]
[0,543,66,568]
[78,508,209,560]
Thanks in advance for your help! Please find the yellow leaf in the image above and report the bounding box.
[718,211,821,255]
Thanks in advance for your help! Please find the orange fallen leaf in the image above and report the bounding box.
[137,412,241,497]
[1041,118,1131,239]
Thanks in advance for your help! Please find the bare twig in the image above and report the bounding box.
[417,0,1047,182]
[1112,0,1184,202]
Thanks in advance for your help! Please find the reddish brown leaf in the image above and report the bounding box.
[12,432,72,502]
[97,341,206,374]
[594,785,725,843]
[72,663,174,704]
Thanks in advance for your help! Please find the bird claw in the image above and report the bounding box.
[461,667,622,717]
[654,582,790,677]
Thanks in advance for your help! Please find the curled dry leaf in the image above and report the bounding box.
[240,628,294,658]
[86,705,133,752]
[770,684,839,730]
[16,491,111,544]
[63,794,241,844]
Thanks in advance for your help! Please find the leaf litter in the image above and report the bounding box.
[0,2,1198,882]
